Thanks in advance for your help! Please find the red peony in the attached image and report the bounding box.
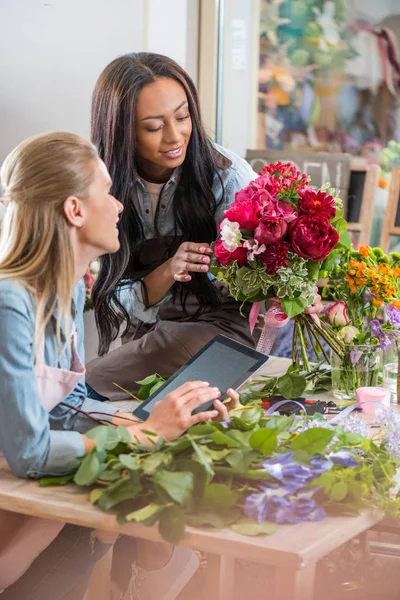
[298,189,336,219]
[223,199,261,231]
[259,241,290,274]
[290,215,339,261]
[254,216,288,246]
[214,239,248,266]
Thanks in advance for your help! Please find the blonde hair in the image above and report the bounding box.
[0,132,99,349]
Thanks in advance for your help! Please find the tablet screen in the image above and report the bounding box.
[133,335,269,421]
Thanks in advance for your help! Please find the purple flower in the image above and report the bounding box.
[350,348,363,364]
[369,319,395,350]
[328,449,359,468]
[386,305,400,330]
[261,452,332,493]
[244,486,326,525]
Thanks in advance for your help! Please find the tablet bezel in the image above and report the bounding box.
[132,334,269,422]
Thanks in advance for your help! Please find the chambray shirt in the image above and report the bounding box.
[0,278,118,479]
[117,143,257,322]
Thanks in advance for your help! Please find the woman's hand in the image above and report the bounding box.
[131,381,222,441]
[168,242,213,283]
[210,388,240,422]
[304,287,323,315]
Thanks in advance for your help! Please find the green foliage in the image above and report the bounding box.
[42,404,400,543]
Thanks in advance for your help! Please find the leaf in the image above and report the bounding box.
[39,473,74,487]
[191,439,215,477]
[117,426,133,444]
[153,470,194,505]
[136,374,159,386]
[249,428,278,456]
[74,453,102,486]
[225,449,259,471]
[119,454,140,470]
[277,373,307,399]
[186,511,225,529]
[89,488,103,504]
[174,459,209,499]
[281,296,308,318]
[125,504,164,523]
[333,217,347,237]
[202,483,240,511]
[85,426,109,452]
[149,380,166,396]
[97,475,142,511]
[231,518,278,536]
[159,505,185,544]
[210,430,241,448]
[292,428,335,456]
[330,481,348,502]
[141,452,172,475]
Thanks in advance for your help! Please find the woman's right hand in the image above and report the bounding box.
[168,242,213,283]
[129,381,222,441]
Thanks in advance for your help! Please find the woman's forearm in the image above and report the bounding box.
[142,259,175,306]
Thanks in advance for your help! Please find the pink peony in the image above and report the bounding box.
[254,216,288,246]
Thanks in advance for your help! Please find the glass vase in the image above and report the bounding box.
[331,345,380,402]
[382,337,398,404]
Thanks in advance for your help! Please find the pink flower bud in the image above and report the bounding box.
[327,302,349,327]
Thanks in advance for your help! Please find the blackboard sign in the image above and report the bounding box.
[347,170,366,223]
[395,190,400,228]
[246,149,351,208]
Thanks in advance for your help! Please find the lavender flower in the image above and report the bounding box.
[386,305,400,330]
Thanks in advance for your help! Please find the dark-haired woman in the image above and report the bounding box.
[86,53,259,403]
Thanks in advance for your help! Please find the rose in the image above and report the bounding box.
[290,215,339,261]
[298,190,336,220]
[260,241,290,274]
[224,199,261,231]
[327,302,349,327]
[214,239,247,266]
[254,216,288,246]
[338,324,360,343]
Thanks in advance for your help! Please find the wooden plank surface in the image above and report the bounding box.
[0,457,382,568]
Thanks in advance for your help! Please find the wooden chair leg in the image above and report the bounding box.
[84,546,113,600]
[273,561,316,600]
[204,553,235,600]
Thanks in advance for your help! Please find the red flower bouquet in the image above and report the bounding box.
[210,162,349,365]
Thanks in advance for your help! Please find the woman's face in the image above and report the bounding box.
[135,77,193,182]
[79,158,123,256]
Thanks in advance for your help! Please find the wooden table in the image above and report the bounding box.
[0,357,385,600]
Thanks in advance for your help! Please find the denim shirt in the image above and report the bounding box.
[0,278,118,479]
[117,143,257,323]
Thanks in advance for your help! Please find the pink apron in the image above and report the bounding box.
[0,326,86,591]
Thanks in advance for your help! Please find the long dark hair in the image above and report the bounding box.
[91,53,225,355]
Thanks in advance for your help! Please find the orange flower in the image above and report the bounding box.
[374,299,383,307]
[359,245,370,257]
[392,300,400,309]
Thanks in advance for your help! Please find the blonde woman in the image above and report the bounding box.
[0,132,235,600]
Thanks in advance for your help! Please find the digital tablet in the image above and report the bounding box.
[133,334,269,422]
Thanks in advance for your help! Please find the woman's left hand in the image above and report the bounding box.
[211,388,240,422]
[304,287,323,315]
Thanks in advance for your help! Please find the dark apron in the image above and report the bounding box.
[86,237,255,400]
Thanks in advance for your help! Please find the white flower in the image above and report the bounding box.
[338,324,359,344]
[220,218,242,252]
